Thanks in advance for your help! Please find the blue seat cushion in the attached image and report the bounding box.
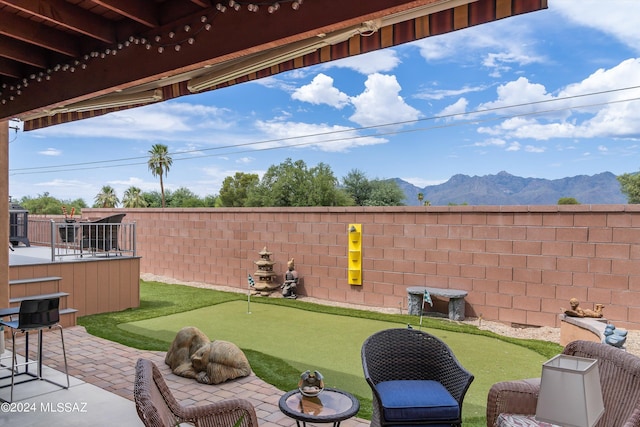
[376,380,460,422]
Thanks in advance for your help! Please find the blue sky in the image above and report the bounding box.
[8,0,640,205]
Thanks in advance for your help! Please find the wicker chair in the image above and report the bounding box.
[81,213,126,253]
[134,358,259,427]
[486,340,640,427]
[361,328,474,426]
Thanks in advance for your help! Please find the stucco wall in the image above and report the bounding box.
[87,205,640,329]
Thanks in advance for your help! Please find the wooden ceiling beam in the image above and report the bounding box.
[0,10,78,57]
[189,0,213,8]
[92,0,160,28]
[0,0,115,43]
[0,57,22,79]
[0,35,48,68]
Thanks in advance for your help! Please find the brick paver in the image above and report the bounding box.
[19,326,370,426]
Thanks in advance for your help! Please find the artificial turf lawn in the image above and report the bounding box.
[79,281,564,426]
[120,301,548,421]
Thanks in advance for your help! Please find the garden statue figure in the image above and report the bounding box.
[563,298,604,318]
[281,258,298,299]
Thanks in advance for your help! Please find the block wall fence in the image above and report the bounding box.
[87,205,640,330]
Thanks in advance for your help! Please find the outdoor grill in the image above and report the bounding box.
[9,199,30,247]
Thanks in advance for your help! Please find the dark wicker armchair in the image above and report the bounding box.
[81,213,126,253]
[361,328,474,426]
[486,340,640,427]
[134,358,259,427]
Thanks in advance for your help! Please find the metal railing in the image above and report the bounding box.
[27,218,136,261]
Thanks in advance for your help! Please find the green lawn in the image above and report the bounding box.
[79,281,563,426]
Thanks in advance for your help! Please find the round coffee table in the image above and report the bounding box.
[278,387,360,426]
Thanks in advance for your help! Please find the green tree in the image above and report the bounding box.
[203,194,219,207]
[93,185,119,208]
[617,172,640,203]
[169,187,204,207]
[247,158,351,207]
[558,197,580,205]
[122,186,148,208]
[18,193,86,215]
[364,179,405,206]
[142,190,163,208]
[148,143,173,208]
[308,163,351,206]
[342,169,371,206]
[219,172,259,207]
[248,158,310,207]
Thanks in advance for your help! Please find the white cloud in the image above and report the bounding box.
[410,19,544,75]
[254,120,387,152]
[291,74,350,108]
[438,98,468,119]
[349,74,420,127]
[401,177,447,187]
[506,142,521,151]
[32,178,97,202]
[524,145,545,153]
[473,138,506,148]
[477,77,553,114]
[39,148,62,156]
[30,101,233,140]
[325,49,401,74]
[200,166,264,192]
[475,59,640,140]
[108,176,157,193]
[415,85,488,101]
[252,75,298,92]
[553,0,640,53]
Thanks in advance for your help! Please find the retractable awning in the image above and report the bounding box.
[0,0,547,131]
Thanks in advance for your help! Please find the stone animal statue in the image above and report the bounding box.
[165,326,251,384]
[165,326,210,379]
[191,340,252,385]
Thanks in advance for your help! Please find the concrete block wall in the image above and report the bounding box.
[87,205,640,329]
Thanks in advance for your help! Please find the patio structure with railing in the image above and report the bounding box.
[25,214,136,261]
[8,214,140,328]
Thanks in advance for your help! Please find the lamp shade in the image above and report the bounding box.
[536,354,604,427]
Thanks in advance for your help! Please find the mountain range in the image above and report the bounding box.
[396,171,626,206]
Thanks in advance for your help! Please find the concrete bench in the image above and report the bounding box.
[407,286,467,321]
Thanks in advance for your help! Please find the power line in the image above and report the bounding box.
[10,84,640,176]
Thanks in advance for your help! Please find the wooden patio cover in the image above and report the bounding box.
[0,0,547,130]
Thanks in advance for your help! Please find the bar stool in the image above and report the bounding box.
[0,297,70,402]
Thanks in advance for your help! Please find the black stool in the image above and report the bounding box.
[0,297,69,402]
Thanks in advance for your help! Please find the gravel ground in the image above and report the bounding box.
[141,273,640,357]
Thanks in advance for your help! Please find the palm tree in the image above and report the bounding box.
[122,186,148,208]
[148,143,173,208]
[94,185,119,208]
